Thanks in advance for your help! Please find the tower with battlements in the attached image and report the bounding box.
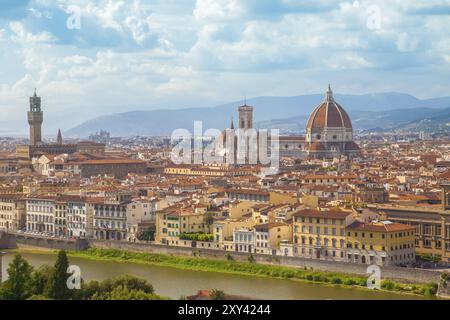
[28,89,43,146]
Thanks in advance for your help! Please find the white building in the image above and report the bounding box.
[26,197,57,235]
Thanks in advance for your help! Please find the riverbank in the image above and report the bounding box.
[9,247,438,298]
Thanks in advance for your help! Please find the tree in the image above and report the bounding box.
[30,265,54,296]
[210,289,226,300]
[0,254,33,300]
[45,250,71,300]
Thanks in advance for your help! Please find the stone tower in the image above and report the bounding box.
[28,89,43,146]
[442,183,450,211]
[238,101,253,130]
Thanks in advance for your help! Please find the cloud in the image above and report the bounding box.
[0,0,449,135]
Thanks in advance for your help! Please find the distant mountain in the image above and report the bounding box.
[66,93,450,137]
[394,107,450,133]
[258,108,450,133]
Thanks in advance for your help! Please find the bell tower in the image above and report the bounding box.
[28,89,43,146]
[238,100,253,131]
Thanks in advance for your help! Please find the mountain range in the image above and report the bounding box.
[66,92,450,137]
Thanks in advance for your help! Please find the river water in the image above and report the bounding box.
[1,251,427,300]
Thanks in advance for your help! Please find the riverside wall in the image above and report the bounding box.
[0,232,89,251]
[0,232,442,285]
[90,239,443,285]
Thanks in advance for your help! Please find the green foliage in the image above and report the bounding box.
[137,226,156,241]
[330,277,342,285]
[179,233,214,242]
[30,265,54,296]
[0,252,166,301]
[381,280,395,290]
[248,255,256,264]
[45,250,71,300]
[210,289,226,300]
[0,254,33,300]
[418,254,441,263]
[73,248,437,297]
[91,286,165,300]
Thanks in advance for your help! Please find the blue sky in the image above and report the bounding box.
[0,0,449,134]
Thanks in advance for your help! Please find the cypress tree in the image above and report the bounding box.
[46,250,71,300]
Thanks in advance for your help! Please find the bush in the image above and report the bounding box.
[331,277,342,285]
[382,280,395,290]
[343,279,356,286]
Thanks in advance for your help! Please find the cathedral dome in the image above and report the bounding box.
[306,85,352,130]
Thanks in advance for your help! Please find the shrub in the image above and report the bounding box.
[382,280,395,290]
[331,277,342,285]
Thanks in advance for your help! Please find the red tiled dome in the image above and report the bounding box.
[345,141,360,151]
[307,85,352,130]
[309,141,326,151]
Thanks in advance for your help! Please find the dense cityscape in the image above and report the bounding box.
[0,86,449,301]
[0,1,449,308]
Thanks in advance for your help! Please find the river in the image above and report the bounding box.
[1,251,427,300]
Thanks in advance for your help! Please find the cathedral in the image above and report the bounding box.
[16,90,106,159]
[223,85,360,161]
[305,85,360,159]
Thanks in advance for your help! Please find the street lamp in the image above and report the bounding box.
[0,251,7,284]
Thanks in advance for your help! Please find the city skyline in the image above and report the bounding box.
[1,1,450,134]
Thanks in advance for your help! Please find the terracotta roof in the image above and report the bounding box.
[347,221,415,233]
[345,141,361,151]
[306,90,352,130]
[309,142,326,151]
[292,209,351,219]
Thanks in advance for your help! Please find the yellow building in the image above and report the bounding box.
[292,209,353,261]
[155,207,211,246]
[269,192,298,205]
[213,219,255,251]
[346,221,416,266]
[254,222,292,255]
[0,194,26,232]
[228,201,254,219]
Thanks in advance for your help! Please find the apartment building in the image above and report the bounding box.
[0,194,26,232]
[346,221,416,266]
[26,197,57,235]
[292,209,353,261]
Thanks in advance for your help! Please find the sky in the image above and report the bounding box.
[0,0,449,135]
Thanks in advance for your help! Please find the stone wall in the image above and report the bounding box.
[90,240,442,284]
[1,232,441,286]
[0,232,89,251]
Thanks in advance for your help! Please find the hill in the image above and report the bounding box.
[66,93,450,137]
